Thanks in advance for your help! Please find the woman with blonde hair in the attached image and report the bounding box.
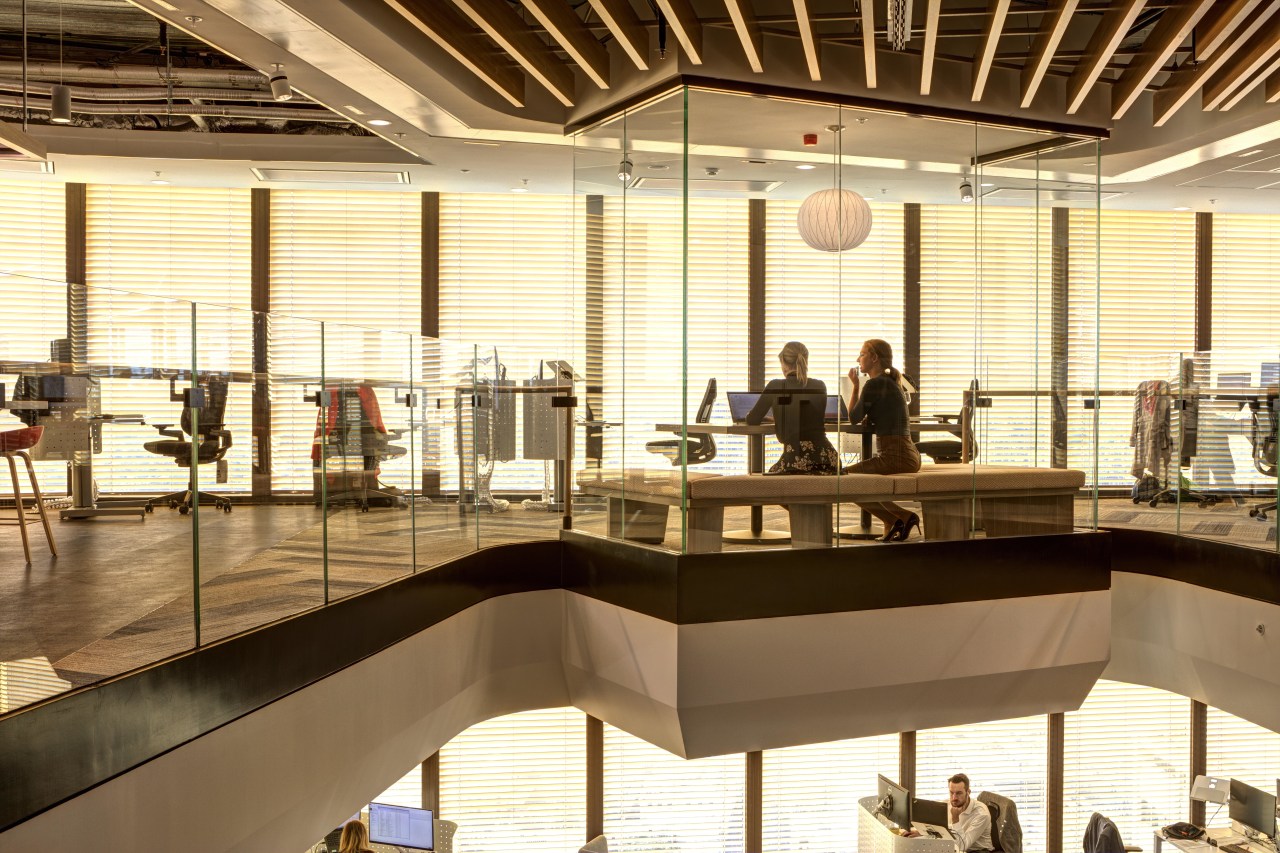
[746,341,839,474]
[339,819,375,853]
[844,338,922,541]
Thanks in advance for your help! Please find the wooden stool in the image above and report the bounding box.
[1,426,58,563]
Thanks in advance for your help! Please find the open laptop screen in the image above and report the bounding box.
[727,392,845,424]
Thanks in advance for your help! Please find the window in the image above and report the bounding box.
[1205,704,1280,829]
[84,185,252,493]
[762,734,897,852]
[917,715,1048,852]
[1064,679,1190,848]
[439,708,586,853]
[604,722,744,853]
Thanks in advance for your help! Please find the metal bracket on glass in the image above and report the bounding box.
[1083,398,1097,410]
[551,395,577,408]
[401,392,418,408]
[181,386,206,409]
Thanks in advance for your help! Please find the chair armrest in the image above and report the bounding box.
[204,428,232,449]
[152,423,184,440]
[932,414,958,423]
[1123,846,1142,852]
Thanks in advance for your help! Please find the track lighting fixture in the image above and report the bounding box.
[959,179,974,204]
[50,84,71,123]
[617,156,633,183]
[269,64,292,102]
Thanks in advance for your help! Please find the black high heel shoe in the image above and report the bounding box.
[880,519,905,542]
[891,513,920,542]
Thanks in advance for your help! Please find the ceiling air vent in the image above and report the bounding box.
[629,177,782,192]
[251,168,411,184]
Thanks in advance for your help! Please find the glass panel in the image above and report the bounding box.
[1205,703,1280,831]
[761,734,898,852]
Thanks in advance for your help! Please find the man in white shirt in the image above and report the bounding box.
[947,773,993,852]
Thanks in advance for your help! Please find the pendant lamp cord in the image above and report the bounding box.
[21,0,27,130]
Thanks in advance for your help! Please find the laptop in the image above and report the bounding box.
[911,798,955,840]
[726,391,846,425]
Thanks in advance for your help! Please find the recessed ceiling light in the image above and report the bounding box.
[647,164,670,171]
[343,105,366,116]
[511,178,530,193]
[368,119,391,127]
[795,164,817,170]
[1081,162,1096,167]
[1172,206,1191,211]
[741,159,771,165]
[981,182,994,187]
[150,171,170,185]
[462,140,501,147]
[1237,149,1264,157]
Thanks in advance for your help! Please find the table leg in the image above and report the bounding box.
[835,432,881,540]
[61,444,146,520]
[722,432,791,544]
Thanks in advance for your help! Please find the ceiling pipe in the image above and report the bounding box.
[0,80,310,102]
[0,94,347,121]
[0,61,268,87]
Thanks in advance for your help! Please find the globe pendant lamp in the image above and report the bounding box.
[796,187,873,252]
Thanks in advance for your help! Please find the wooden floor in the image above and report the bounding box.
[0,494,1274,716]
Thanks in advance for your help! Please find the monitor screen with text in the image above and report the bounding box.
[369,802,434,851]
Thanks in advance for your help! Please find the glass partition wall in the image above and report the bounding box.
[572,85,1103,553]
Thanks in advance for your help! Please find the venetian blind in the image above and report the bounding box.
[603,721,745,853]
[917,715,1048,853]
[920,204,1053,468]
[84,185,252,494]
[0,176,67,497]
[1205,704,1280,830]
[437,193,583,491]
[599,196,750,478]
[438,708,586,853]
[761,734,898,852]
[1068,210,1195,485]
[268,189,421,491]
[1063,679,1191,849]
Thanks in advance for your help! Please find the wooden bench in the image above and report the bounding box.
[578,465,1086,552]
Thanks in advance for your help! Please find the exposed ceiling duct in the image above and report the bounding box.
[0,94,346,122]
[0,61,269,88]
[0,80,307,102]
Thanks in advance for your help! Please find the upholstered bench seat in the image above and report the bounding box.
[578,465,1085,551]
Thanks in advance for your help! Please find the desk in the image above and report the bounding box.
[858,796,956,853]
[1154,824,1276,853]
[653,421,958,542]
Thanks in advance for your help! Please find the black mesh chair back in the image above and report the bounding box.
[180,375,229,439]
[645,378,717,466]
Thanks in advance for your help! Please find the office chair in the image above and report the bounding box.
[312,384,409,512]
[646,378,717,466]
[1083,812,1142,853]
[917,381,978,464]
[434,819,458,853]
[978,790,1022,853]
[1149,365,1220,509]
[144,376,233,514]
[1246,391,1277,520]
[1,425,58,563]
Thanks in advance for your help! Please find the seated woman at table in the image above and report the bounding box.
[843,338,921,541]
[746,340,839,475]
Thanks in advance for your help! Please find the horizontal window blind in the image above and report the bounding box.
[761,734,897,852]
[439,708,586,853]
[84,185,252,494]
[920,204,1053,468]
[1069,210,1195,486]
[603,722,744,853]
[375,762,424,808]
[268,190,421,491]
[1064,679,1190,849]
[1205,704,1280,829]
[0,177,67,497]
[599,196,750,480]
[917,715,1048,853]
[438,193,583,491]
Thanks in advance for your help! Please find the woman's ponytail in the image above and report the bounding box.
[779,341,810,386]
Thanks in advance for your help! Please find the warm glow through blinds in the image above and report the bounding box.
[1205,703,1280,830]
[1063,679,1191,847]
[439,708,586,853]
[603,722,745,853]
[761,734,898,852]
[1212,213,1280,349]
[268,190,421,491]
[84,185,252,493]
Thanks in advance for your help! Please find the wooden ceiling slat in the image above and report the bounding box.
[1220,49,1280,108]
[519,0,610,89]
[1019,0,1078,107]
[450,0,576,106]
[1111,0,1216,120]
[1065,0,1146,114]
[972,0,1012,101]
[792,0,821,80]
[1268,72,1280,101]
[587,0,649,71]
[654,0,704,64]
[382,0,525,107]
[1194,0,1267,60]
[1153,0,1279,125]
[921,0,943,95]
[1202,17,1280,109]
[860,0,876,88]
[723,0,765,73]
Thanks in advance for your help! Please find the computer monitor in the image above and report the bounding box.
[913,797,948,828]
[369,802,434,851]
[876,774,912,831]
[1218,373,1252,390]
[1229,779,1277,840]
[1262,362,1280,387]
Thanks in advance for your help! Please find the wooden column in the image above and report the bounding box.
[422,751,440,813]
[1047,712,1064,853]
[1051,207,1070,469]
[1195,212,1212,353]
[1190,700,1207,825]
[746,750,763,853]
[420,192,441,497]
[585,196,605,464]
[904,203,921,420]
[748,199,766,392]
[65,183,87,369]
[250,188,272,498]
[900,731,916,793]
[586,715,604,841]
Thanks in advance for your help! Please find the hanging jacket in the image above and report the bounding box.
[1130,379,1172,479]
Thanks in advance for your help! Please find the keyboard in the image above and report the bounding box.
[1219,843,1255,853]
